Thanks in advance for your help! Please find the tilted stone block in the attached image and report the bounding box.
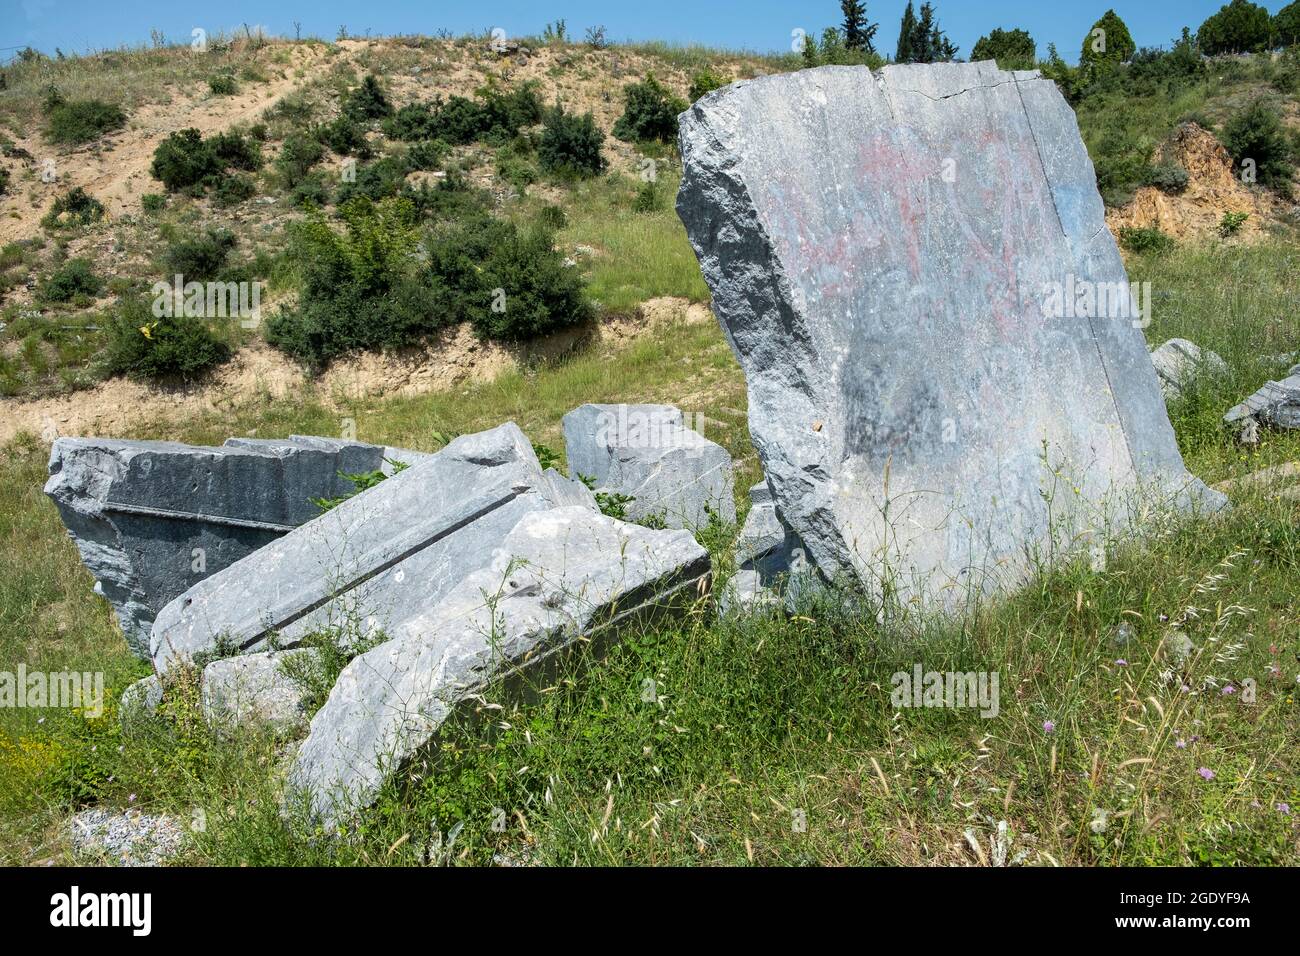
[562,403,735,530]
[287,506,710,825]
[1224,372,1300,430]
[678,63,1224,608]
[45,436,401,658]
[150,424,567,674]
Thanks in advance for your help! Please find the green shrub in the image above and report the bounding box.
[41,187,104,228]
[266,197,435,366]
[1221,100,1295,196]
[44,92,126,145]
[383,104,442,141]
[161,229,237,280]
[38,258,102,302]
[150,128,221,191]
[342,75,393,120]
[141,193,167,213]
[150,128,262,194]
[537,204,567,231]
[538,106,606,177]
[0,167,9,197]
[336,155,410,204]
[276,132,325,187]
[317,114,372,157]
[268,198,591,365]
[451,219,595,341]
[613,74,687,143]
[1219,210,1249,236]
[688,67,731,102]
[105,299,231,382]
[290,172,332,208]
[1119,226,1176,255]
[405,139,447,171]
[1142,162,1190,193]
[211,131,262,171]
[208,74,238,96]
[213,174,256,206]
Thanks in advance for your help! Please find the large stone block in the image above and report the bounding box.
[45,435,407,658]
[287,506,710,825]
[562,403,735,530]
[677,63,1224,607]
[150,424,565,674]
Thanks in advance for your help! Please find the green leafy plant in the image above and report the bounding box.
[41,187,104,228]
[612,74,687,143]
[104,298,231,382]
[1219,211,1249,236]
[38,257,102,302]
[688,67,731,102]
[538,105,606,177]
[1119,225,1176,255]
[161,229,237,281]
[1221,100,1295,196]
[310,460,409,512]
[208,74,238,96]
[43,89,126,145]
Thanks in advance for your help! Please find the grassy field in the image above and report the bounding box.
[1,233,1297,866]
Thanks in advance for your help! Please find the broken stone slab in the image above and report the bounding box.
[201,650,312,732]
[150,423,569,675]
[1224,372,1300,430]
[541,467,600,511]
[678,63,1225,609]
[287,506,710,825]
[46,436,402,659]
[562,403,736,530]
[718,568,781,618]
[1149,338,1227,401]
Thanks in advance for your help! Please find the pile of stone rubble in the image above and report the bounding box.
[49,407,748,824]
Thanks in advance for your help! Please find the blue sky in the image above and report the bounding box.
[2,1,1295,64]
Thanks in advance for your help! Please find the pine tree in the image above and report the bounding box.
[841,0,879,54]
[896,2,917,62]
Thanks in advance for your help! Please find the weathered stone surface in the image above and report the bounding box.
[46,436,399,658]
[1224,372,1300,430]
[287,506,710,824]
[735,480,804,580]
[718,568,781,618]
[541,468,600,511]
[562,403,735,530]
[150,424,567,674]
[202,650,312,732]
[1150,338,1227,400]
[119,675,163,727]
[678,63,1224,607]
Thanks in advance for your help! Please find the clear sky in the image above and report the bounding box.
[2,0,1294,65]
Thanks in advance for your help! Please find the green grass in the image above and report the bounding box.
[556,171,711,312]
[2,237,1299,866]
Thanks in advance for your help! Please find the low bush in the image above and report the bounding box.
[150,128,262,194]
[41,187,104,228]
[0,167,9,196]
[104,298,231,382]
[688,67,731,102]
[141,193,167,213]
[276,132,326,187]
[38,258,102,302]
[44,90,126,145]
[1119,225,1176,255]
[1221,100,1295,196]
[341,75,393,121]
[613,74,687,143]
[317,115,372,157]
[268,197,592,366]
[161,229,237,281]
[208,74,237,96]
[1142,162,1190,194]
[538,106,606,178]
